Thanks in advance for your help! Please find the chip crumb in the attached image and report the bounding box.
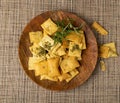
[100,60,106,71]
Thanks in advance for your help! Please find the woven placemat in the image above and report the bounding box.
[0,0,120,103]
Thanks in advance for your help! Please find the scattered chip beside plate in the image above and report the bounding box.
[99,46,109,58]
[99,42,118,58]
[102,42,118,57]
[92,21,108,35]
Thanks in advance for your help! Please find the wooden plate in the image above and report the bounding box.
[18,11,98,91]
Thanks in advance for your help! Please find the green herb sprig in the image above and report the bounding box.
[53,18,83,44]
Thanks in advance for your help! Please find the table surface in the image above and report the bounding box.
[0,0,120,103]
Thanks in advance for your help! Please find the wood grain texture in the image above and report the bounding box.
[18,11,98,91]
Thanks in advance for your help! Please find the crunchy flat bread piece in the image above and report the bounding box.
[66,69,79,82]
[60,56,80,73]
[29,43,39,55]
[34,60,48,76]
[66,31,83,45]
[41,18,58,35]
[47,43,62,59]
[100,60,106,71]
[92,21,108,35]
[39,35,54,51]
[47,57,60,77]
[29,31,43,43]
[28,57,45,70]
[66,31,86,50]
[68,42,82,58]
[40,75,58,81]
[103,42,118,57]
[58,73,71,82]
[29,43,46,58]
[50,43,61,54]
[56,46,66,56]
[98,46,110,58]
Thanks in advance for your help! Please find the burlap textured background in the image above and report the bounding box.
[0,0,120,103]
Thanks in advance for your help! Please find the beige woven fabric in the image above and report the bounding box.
[0,0,120,103]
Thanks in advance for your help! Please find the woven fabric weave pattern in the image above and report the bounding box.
[0,0,120,103]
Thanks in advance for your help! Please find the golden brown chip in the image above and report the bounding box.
[41,18,58,35]
[60,56,80,73]
[58,73,71,82]
[92,21,108,35]
[50,43,61,54]
[68,42,82,58]
[34,60,48,76]
[29,43,46,58]
[100,60,106,71]
[40,75,58,81]
[47,57,60,77]
[98,46,110,58]
[66,31,86,50]
[39,35,54,51]
[66,31,82,45]
[56,46,66,56]
[66,69,79,82]
[29,31,43,43]
[28,57,45,70]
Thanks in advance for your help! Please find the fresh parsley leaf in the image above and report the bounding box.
[53,18,83,43]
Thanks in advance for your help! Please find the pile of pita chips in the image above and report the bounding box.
[28,18,87,82]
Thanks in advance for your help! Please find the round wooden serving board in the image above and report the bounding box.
[19,11,98,91]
